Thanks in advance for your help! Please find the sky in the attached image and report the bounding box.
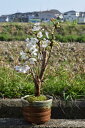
[0,0,85,16]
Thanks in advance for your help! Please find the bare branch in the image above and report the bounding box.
[39,51,48,80]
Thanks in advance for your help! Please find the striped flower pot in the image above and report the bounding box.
[21,95,53,124]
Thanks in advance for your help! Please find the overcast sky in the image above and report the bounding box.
[0,0,85,16]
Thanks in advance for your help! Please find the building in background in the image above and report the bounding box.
[0,9,62,23]
[0,10,85,24]
[38,9,61,22]
[78,12,85,24]
[0,15,9,22]
[63,10,85,24]
[63,10,79,22]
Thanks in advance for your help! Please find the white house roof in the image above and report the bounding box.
[64,10,77,15]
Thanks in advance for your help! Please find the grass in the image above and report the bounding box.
[0,67,34,98]
[43,70,85,100]
[0,66,85,100]
[0,22,85,42]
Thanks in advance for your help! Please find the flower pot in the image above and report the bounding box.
[21,95,53,124]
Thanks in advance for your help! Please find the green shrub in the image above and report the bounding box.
[66,35,78,42]
[77,35,85,42]
[0,33,12,41]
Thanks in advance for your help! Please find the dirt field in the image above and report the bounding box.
[0,41,85,75]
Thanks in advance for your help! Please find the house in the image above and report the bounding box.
[28,12,41,23]
[63,10,80,22]
[28,13,40,22]
[10,13,29,22]
[0,16,9,22]
[78,17,85,24]
[28,10,61,22]
[38,10,61,21]
[78,12,85,24]
[28,12,39,19]
[78,13,85,24]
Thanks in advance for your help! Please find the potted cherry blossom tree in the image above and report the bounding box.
[15,19,60,124]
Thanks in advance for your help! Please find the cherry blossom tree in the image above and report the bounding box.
[15,19,60,96]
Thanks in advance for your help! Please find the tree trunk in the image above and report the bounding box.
[34,77,41,96]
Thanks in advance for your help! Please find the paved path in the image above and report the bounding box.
[0,118,85,128]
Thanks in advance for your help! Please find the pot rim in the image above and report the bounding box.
[21,95,53,103]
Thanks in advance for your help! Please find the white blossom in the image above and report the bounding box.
[37,31,43,38]
[31,52,37,56]
[26,42,38,56]
[41,39,50,48]
[42,28,44,31]
[25,38,29,42]
[31,49,38,56]
[14,65,30,73]
[20,51,28,60]
[26,37,39,56]
[14,66,21,71]
[20,51,26,56]
[45,31,49,39]
[32,48,38,53]
[26,38,38,48]
[27,44,36,51]
[34,22,40,26]
[30,38,39,44]
[38,54,43,60]
[29,58,37,64]
[32,26,41,31]
[32,22,41,31]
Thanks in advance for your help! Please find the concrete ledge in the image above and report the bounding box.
[0,98,85,107]
[0,99,85,119]
[0,118,85,128]
[0,99,23,107]
[0,99,85,127]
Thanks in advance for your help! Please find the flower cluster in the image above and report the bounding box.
[15,65,30,73]
[15,22,52,74]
